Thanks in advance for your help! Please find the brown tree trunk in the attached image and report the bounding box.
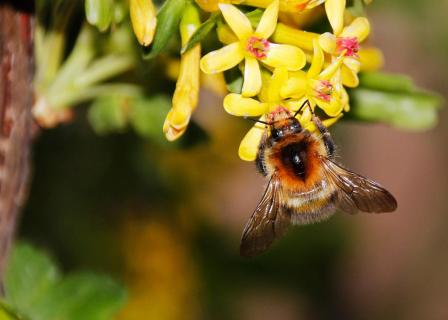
[0,1,34,281]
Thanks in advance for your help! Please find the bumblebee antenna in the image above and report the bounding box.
[293,100,312,118]
[244,117,269,126]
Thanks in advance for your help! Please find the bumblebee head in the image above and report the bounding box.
[269,117,303,141]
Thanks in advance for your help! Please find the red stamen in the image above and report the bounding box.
[246,36,270,59]
[315,80,333,102]
[336,37,360,57]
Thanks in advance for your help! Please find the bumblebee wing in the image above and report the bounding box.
[240,175,290,257]
[321,157,397,214]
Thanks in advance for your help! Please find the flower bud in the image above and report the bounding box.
[163,4,201,141]
[130,0,157,46]
[85,0,114,32]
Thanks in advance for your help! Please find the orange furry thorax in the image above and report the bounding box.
[264,133,326,194]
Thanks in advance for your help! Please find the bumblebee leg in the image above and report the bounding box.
[311,114,335,158]
[255,129,269,176]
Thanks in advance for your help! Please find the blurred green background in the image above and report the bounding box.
[13,0,448,319]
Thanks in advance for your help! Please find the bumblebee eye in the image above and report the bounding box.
[289,121,302,133]
[271,128,283,140]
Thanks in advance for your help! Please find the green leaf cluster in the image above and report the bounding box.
[88,93,171,142]
[143,0,188,59]
[2,243,126,320]
[349,72,443,130]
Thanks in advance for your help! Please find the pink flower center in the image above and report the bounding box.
[246,36,270,59]
[336,37,360,57]
[314,80,333,102]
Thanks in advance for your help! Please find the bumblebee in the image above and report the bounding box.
[240,102,397,257]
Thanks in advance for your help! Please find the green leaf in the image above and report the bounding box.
[4,243,60,317]
[349,71,443,130]
[3,243,126,320]
[35,274,126,320]
[130,95,171,142]
[347,0,366,17]
[349,88,442,131]
[88,95,129,135]
[143,0,187,59]
[181,12,219,54]
[358,72,416,92]
[0,302,24,320]
[85,0,114,32]
[246,9,263,28]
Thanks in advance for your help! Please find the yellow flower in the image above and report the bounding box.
[224,66,291,118]
[163,5,201,141]
[243,0,325,13]
[224,67,289,160]
[281,39,344,119]
[359,46,384,71]
[224,67,317,161]
[200,0,306,97]
[318,17,370,87]
[130,0,157,46]
[196,0,323,13]
[324,0,345,35]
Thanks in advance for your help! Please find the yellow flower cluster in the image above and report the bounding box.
[131,0,383,160]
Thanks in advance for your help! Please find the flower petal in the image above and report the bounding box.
[255,0,279,39]
[130,0,157,46]
[343,56,361,73]
[299,102,313,123]
[267,66,288,101]
[315,94,343,117]
[280,71,307,99]
[318,55,344,80]
[359,47,384,71]
[340,17,370,42]
[223,93,268,116]
[171,46,200,127]
[341,64,359,87]
[258,68,272,102]
[339,86,350,111]
[318,32,336,54]
[284,97,308,116]
[217,23,238,44]
[239,122,266,161]
[200,42,244,74]
[163,109,189,141]
[262,43,306,71]
[219,3,253,40]
[242,57,262,97]
[272,23,318,51]
[304,113,342,132]
[195,0,220,12]
[164,125,187,141]
[325,0,346,35]
[307,39,324,78]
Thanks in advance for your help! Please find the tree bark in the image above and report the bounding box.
[0,2,34,281]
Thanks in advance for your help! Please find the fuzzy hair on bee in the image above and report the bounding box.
[240,102,397,257]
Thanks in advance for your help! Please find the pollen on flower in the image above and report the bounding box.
[314,80,333,102]
[268,105,291,123]
[336,37,360,57]
[246,36,270,59]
